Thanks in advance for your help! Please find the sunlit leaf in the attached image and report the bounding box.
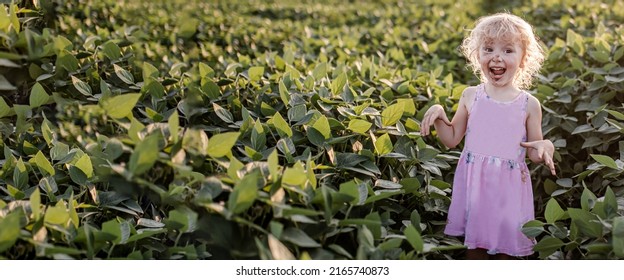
[0,96,11,118]
[248,66,264,82]
[0,211,22,253]
[114,64,135,85]
[348,119,372,134]
[207,132,240,158]
[228,170,260,214]
[129,133,161,176]
[404,224,423,252]
[34,150,55,176]
[545,198,565,224]
[102,93,141,119]
[312,115,331,139]
[381,103,404,126]
[330,72,347,95]
[71,76,92,96]
[272,112,292,137]
[374,133,393,155]
[29,82,49,108]
[590,154,619,170]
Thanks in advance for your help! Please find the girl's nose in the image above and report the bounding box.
[493,54,502,62]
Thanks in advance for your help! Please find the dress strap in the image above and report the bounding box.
[475,84,485,102]
[520,91,530,126]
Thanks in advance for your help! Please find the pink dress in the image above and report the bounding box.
[444,84,535,256]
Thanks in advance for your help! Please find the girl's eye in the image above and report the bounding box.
[484,47,493,52]
[505,49,514,53]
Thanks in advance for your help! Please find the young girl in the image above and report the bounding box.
[420,13,557,259]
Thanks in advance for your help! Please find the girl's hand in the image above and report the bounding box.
[520,140,556,175]
[421,105,451,136]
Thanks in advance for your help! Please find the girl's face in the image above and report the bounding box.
[478,37,525,88]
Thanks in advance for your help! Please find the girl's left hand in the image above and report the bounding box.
[520,140,556,175]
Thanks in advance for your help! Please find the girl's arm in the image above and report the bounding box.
[521,96,556,175]
[421,88,471,148]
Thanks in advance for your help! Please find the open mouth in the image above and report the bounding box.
[490,67,506,76]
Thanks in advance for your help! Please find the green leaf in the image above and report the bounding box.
[137,218,165,228]
[34,150,55,176]
[207,132,240,158]
[411,210,422,233]
[580,187,597,211]
[199,62,215,78]
[71,76,92,96]
[39,176,58,195]
[330,72,347,95]
[44,200,69,226]
[0,211,22,253]
[312,115,331,139]
[57,50,79,72]
[142,62,159,82]
[101,219,128,245]
[374,133,393,155]
[129,133,161,176]
[268,149,279,181]
[202,79,221,100]
[69,166,88,185]
[0,96,11,118]
[522,220,545,238]
[348,119,372,134]
[248,66,264,82]
[168,111,179,143]
[213,103,234,123]
[605,109,624,121]
[166,207,198,233]
[102,93,141,119]
[381,103,404,126]
[339,180,366,205]
[582,136,602,149]
[398,98,416,116]
[306,127,325,147]
[41,117,54,145]
[29,82,49,108]
[281,227,320,248]
[404,224,423,252]
[364,190,402,204]
[101,40,122,61]
[68,196,79,228]
[590,154,619,170]
[312,62,327,81]
[182,129,209,156]
[13,158,28,189]
[613,217,624,258]
[114,64,135,85]
[75,153,93,178]
[0,74,17,91]
[282,163,307,186]
[272,112,292,137]
[278,80,290,107]
[604,187,618,218]
[228,171,260,214]
[533,236,564,258]
[568,208,603,238]
[545,198,565,224]
[30,188,41,220]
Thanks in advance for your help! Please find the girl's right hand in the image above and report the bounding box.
[421,104,451,136]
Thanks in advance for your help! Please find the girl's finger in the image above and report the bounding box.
[544,153,556,175]
[537,147,544,160]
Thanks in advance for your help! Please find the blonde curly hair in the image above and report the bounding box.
[460,13,546,90]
